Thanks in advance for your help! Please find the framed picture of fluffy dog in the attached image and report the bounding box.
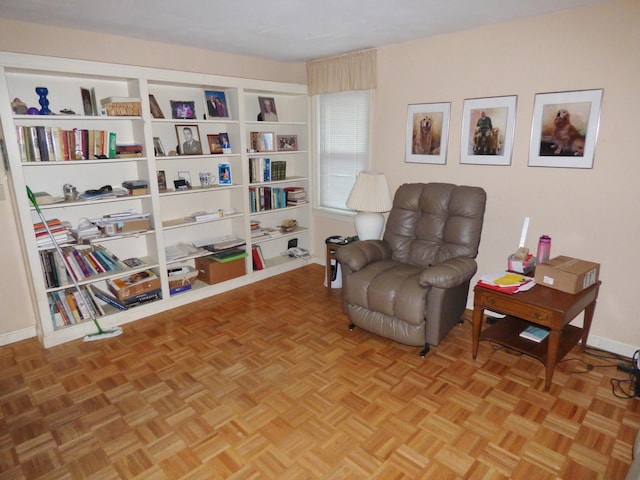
[405,102,451,164]
[528,89,603,169]
[460,95,517,166]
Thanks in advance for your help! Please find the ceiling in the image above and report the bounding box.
[0,0,608,63]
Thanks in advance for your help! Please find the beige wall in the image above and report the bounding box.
[0,18,306,339]
[315,0,639,354]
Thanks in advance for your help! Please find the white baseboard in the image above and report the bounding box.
[0,326,36,346]
[587,334,638,360]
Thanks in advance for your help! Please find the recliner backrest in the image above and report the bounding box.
[383,183,486,267]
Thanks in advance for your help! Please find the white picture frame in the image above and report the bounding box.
[405,102,451,164]
[460,95,517,166]
[528,89,603,169]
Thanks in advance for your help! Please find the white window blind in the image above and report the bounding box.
[317,90,370,211]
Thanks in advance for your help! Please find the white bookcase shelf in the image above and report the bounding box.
[0,52,310,347]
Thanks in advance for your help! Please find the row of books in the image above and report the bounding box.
[48,283,161,328]
[39,244,128,288]
[248,157,287,183]
[248,186,307,213]
[16,125,117,162]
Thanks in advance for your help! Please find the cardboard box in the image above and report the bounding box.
[534,255,600,294]
[108,270,161,301]
[195,256,246,285]
[115,218,151,233]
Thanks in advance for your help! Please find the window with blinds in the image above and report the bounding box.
[317,90,370,211]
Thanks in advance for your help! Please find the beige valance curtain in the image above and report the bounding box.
[306,49,377,95]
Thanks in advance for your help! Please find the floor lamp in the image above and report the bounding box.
[345,171,393,240]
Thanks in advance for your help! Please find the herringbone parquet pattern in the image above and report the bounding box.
[1,264,638,479]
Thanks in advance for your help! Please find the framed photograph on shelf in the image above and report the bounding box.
[460,95,517,166]
[258,96,278,121]
[528,88,603,169]
[175,124,202,155]
[157,170,167,191]
[207,134,223,154]
[170,100,196,120]
[258,132,275,152]
[153,137,166,156]
[218,163,232,185]
[219,132,231,153]
[277,135,298,151]
[178,171,192,189]
[249,131,260,151]
[204,90,228,118]
[405,102,451,164]
[149,94,164,119]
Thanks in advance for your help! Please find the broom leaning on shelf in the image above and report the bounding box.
[27,186,123,342]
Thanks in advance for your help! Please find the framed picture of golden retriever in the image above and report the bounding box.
[528,89,603,168]
[405,102,451,164]
[460,95,517,166]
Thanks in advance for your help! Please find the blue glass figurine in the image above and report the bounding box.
[35,87,51,115]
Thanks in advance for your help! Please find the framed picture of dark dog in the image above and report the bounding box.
[405,102,451,164]
[528,89,603,169]
[460,95,517,166]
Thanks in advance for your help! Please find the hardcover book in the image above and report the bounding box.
[519,325,550,343]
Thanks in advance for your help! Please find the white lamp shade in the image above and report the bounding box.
[346,171,393,240]
[346,170,392,213]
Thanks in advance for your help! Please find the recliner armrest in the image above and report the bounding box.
[335,240,391,272]
[419,257,478,289]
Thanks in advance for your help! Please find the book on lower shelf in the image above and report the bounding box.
[519,325,550,343]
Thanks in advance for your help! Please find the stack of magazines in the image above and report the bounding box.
[477,271,535,294]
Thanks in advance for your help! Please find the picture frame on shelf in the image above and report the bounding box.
[80,87,97,116]
[405,102,451,164]
[178,171,192,189]
[258,132,275,152]
[460,95,517,166]
[277,135,298,151]
[149,94,164,118]
[207,134,223,154]
[219,132,231,153]
[249,131,260,151]
[258,96,278,122]
[204,90,228,118]
[170,100,196,120]
[218,163,232,185]
[153,137,166,156]
[175,124,202,155]
[157,170,167,191]
[528,88,603,169]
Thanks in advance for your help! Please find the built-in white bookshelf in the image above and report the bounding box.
[0,52,310,347]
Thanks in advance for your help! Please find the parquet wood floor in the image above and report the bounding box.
[1,264,639,479]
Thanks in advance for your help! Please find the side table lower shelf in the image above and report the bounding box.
[479,315,584,367]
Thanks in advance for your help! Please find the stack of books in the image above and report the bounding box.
[477,271,535,294]
[285,187,308,206]
[33,218,72,248]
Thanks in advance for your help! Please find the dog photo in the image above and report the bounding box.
[405,102,451,164]
[539,103,590,157]
[528,89,603,169]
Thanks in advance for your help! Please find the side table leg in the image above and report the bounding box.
[472,305,483,359]
[580,300,596,351]
[545,328,561,391]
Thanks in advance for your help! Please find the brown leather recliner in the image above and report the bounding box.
[335,183,486,356]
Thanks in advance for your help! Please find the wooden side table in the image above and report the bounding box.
[472,281,601,390]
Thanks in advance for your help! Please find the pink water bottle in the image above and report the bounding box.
[537,235,551,263]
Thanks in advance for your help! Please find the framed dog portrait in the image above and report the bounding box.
[528,89,603,169]
[405,102,451,164]
[277,135,298,151]
[460,95,517,166]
